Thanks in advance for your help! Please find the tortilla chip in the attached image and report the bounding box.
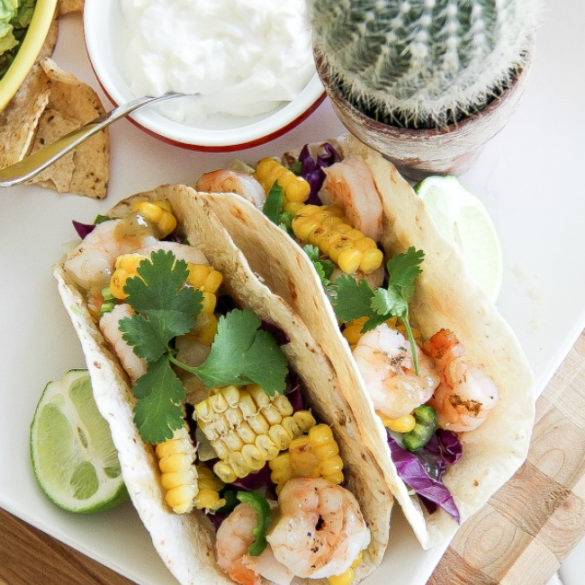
[0,63,50,167]
[27,58,110,198]
[59,0,84,15]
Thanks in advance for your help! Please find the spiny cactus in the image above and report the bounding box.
[310,0,538,129]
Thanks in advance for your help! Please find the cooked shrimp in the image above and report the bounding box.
[424,329,499,432]
[267,478,370,579]
[99,303,147,382]
[319,156,383,241]
[216,503,264,585]
[64,219,159,293]
[196,169,267,209]
[352,323,439,419]
[138,241,208,265]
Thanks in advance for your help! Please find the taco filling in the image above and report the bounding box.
[194,142,505,524]
[57,191,381,585]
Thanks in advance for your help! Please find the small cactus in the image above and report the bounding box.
[311,0,538,129]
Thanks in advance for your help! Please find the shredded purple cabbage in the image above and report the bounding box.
[388,432,461,523]
[72,220,95,239]
[298,142,341,204]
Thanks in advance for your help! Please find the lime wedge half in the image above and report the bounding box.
[414,175,503,302]
[30,369,128,513]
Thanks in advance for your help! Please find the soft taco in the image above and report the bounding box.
[192,135,535,549]
[54,184,392,585]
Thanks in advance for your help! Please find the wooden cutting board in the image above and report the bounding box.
[2,331,585,585]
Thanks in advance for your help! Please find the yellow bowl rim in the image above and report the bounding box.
[0,0,59,112]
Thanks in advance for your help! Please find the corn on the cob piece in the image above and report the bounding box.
[132,200,177,237]
[292,205,383,274]
[155,424,198,514]
[269,424,344,494]
[193,464,226,511]
[254,157,310,204]
[194,385,316,483]
[327,552,363,585]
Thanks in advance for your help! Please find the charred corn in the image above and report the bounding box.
[254,157,310,204]
[155,425,198,514]
[292,205,383,274]
[194,385,316,483]
[133,200,177,237]
[269,423,344,493]
[193,464,226,511]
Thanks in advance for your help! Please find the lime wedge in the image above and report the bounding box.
[30,369,128,513]
[414,175,503,302]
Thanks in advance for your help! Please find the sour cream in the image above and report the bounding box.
[120,0,316,124]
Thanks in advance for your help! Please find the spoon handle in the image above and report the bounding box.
[0,92,183,187]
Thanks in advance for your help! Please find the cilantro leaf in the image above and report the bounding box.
[331,274,377,322]
[387,247,424,304]
[262,182,285,225]
[188,309,288,395]
[132,357,186,444]
[371,287,408,320]
[303,245,334,288]
[120,250,203,359]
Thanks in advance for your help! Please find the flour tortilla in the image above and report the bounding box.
[195,134,535,549]
[54,184,391,585]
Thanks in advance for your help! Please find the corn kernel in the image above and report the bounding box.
[229,451,251,478]
[186,263,210,289]
[221,385,240,406]
[242,444,266,471]
[262,404,283,425]
[159,452,192,473]
[224,406,244,428]
[160,469,197,491]
[200,291,217,314]
[211,439,230,460]
[319,454,344,477]
[309,424,335,446]
[208,392,229,413]
[337,248,363,273]
[293,410,317,432]
[292,215,321,241]
[248,384,270,409]
[255,434,280,460]
[248,413,270,434]
[213,461,237,484]
[115,253,144,272]
[237,422,256,444]
[284,200,305,216]
[359,248,384,274]
[238,392,258,418]
[133,200,162,223]
[380,413,417,433]
[281,415,301,437]
[194,488,226,511]
[188,312,218,346]
[223,430,244,452]
[165,485,197,513]
[269,424,292,450]
[203,269,223,293]
[156,438,187,459]
[353,237,377,252]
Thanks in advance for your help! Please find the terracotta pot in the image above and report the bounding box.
[315,53,532,181]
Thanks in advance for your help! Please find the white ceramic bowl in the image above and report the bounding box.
[83,0,325,151]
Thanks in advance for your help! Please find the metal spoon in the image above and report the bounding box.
[0,92,186,187]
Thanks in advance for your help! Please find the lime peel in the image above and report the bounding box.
[414,175,503,302]
[30,369,128,514]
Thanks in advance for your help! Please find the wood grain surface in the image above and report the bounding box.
[2,331,585,585]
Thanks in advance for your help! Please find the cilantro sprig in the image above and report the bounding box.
[303,244,334,289]
[119,250,288,444]
[332,247,425,373]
